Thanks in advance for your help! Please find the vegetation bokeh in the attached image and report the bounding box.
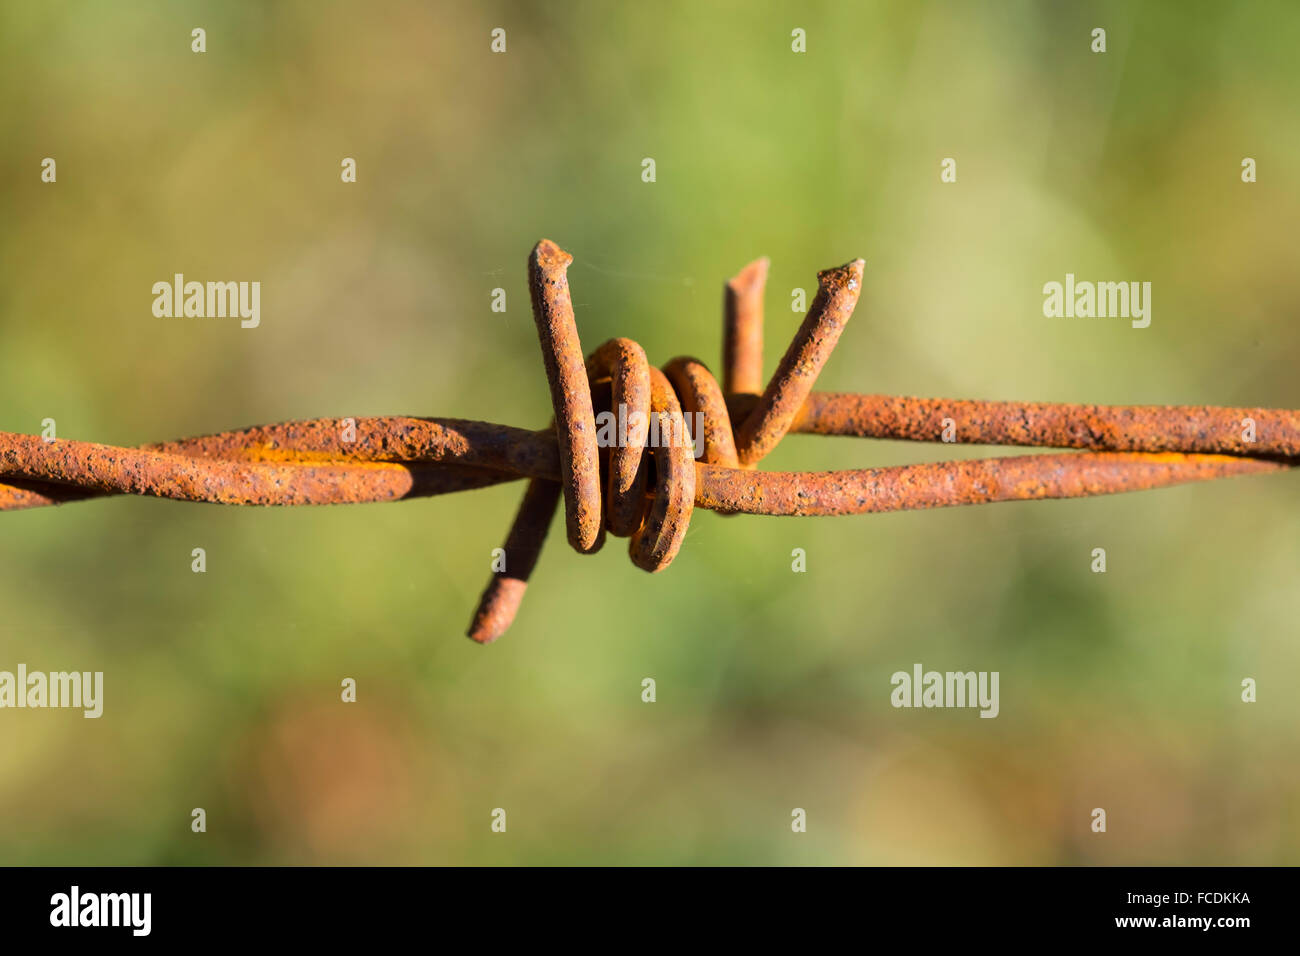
[1,0,1297,864]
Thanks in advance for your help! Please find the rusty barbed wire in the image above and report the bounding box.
[1,239,1294,642]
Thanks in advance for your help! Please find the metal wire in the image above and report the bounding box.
[2,240,1293,642]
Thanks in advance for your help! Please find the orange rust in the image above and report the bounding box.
[722,257,769,396]
[467,477,561,645]
[2,242,1295,644]
[662,356,738,469]
[734,258,865,466]
[694,451,1282,516]
[586,338,651,537]
[530,239,603,555]
[789,393,1300,458]
[628,366,695,572]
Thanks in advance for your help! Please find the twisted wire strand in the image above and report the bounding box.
[0,420,1278,513]
[1,239,1295,643]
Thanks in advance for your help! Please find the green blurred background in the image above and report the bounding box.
[2,0,1298,864]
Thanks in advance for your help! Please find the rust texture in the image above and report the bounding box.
[587,339,651,536]
[722,256,768,396]
[788,393,1300,458]
[529,240,604,555]
[2,240,1296,643]
[467,477,561,644]
[734,258,865,466]
[694,452,1281,516]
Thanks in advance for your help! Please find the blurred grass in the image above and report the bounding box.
[1,0,1298,864]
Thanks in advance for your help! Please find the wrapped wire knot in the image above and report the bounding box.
[468,239,865,641]
[1,239,1295,644]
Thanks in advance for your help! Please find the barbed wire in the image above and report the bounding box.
[2,240,1293,642]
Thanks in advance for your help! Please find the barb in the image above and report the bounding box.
[2,240,1294,643]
